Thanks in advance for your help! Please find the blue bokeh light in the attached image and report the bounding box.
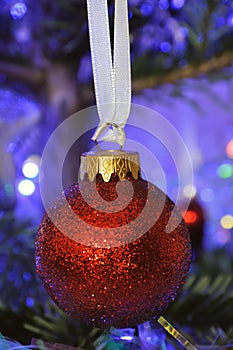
[140,2,154,16]
[26,296,35,308]
[160,41,172,53]
[227,13,233,26]
[180,27,189,37]
[23,272,32,281]
[200,188,214,202]
[216,16,225,28]
[10,2,28,20]
[159,0,169,11]
[171,0,185,9]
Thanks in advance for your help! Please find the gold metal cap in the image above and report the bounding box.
[79,150,140,182]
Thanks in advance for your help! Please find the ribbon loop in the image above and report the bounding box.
[86,0,131,146]
[92,122,126,147]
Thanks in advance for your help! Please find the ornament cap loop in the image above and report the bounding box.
[79,150,140,182]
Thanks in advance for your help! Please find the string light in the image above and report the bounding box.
[183,210,198,224]
[159,0,169,10]
[10,2,28,20]
[22,155,40,179]
[171,0,185,9]
[18,179,35,196]
[217,164,233,179]
[140,3,154,16]
[160,42,172,53]
[215,229,231,244]
[220,215,233,230]
[26,296,35,308]
[226,139,233,159]
[120,335,133,341]
[22,163,39,179]
[180,27,189,37]
[227,13,233,27]
[200,188,214,202]
[183,184,197,199]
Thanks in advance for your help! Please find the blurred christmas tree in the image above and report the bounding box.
[1,0,233,110]
[0,0,233,349]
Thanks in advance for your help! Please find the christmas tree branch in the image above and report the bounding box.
[0,61,45,87]
[0,50,232,93]
[132,51,233,93]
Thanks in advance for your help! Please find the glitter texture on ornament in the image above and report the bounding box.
[35,170,191,329]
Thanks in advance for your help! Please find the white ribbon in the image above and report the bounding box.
[86,0,131,147]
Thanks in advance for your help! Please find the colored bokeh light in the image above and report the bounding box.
[220,215,233,230]
[171,0,185,9]
[226,139,233,159]
[10,2,28,20]
[217,163,233,179]
[200,188,214,202]
[160,41,171,53]
[180,27,189,37]
[26,296,35,308]
[22,155,40,179]
[159,0,169,10]
[22,163,39,179]
[183,184,197,199]
[215,229,231,244]
[18,179,35,196]
[4,183,14,197]
[140,3,154,16]
[183,210,198,224]
[120,335,133,341]
[227,13,233,27]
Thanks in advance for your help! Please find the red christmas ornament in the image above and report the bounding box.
[35,151,191,329]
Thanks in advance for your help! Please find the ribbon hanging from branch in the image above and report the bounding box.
[86,0,131,147]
